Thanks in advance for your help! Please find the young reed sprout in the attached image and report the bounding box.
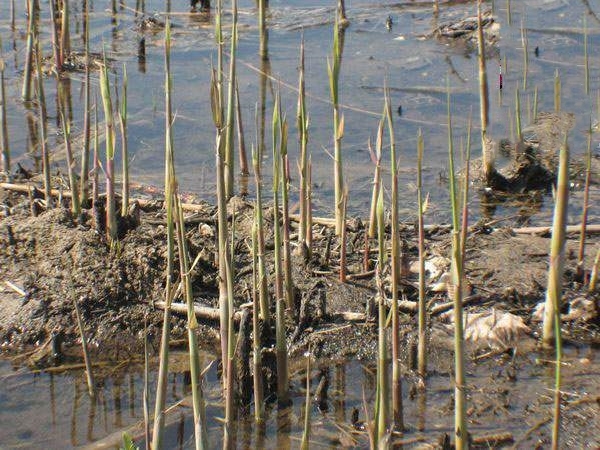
[34,38,52,207]
[297,35,311,258]
[280,118,295,312]
[0,52,9,177]
[60,0,71,69]
[174,192,209,450]
[252,146,269,325]
[152,21,176,450]
[73,297,95,398]
[515,87,522,142]
[301,350,311,450]
[542,134,569,348]
[584,15,589,96]
[577,119,592,280]
[543,135,569,450]
[554,69,561,112]
[80,5,91,207]
[374,159,389,445]
[521,20,528,90]
[59,107,81,218]
[224,0,238,199]
[368,125,383,238]
[385,87,403,431]
[119,65,129,217]
[447,80,468,449]
[328,15,345,235]
[22,0,35,102]
[416,128,427,379]
[589,247,600,292]
[251,204,265,423]
[272,93,289,404]
[476,0,492,182]
[235,82,249,176]
[99,52,118,243]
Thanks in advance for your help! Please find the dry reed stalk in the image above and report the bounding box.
[297,36,311,257]
[235,81,249,175]
[476,0,492,183]
[251,212,265,423]
[80,5,91,206]
[577,120,592,280]
[224,0,238,199]
[339,187,348,283]
[22,0,35,101]
[34,38,52,207]
[0,53,9,176]
[119,65,129,217]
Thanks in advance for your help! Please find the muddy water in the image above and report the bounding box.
[1,345,598,449]
[0,1,599,221]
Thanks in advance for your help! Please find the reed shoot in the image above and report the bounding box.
[99,52,118,243]
[0,52,9,177]
[447,81,468,449]
[224,0,238,199]
[542,134,569,348]
[476,0,492,182]
[297,35,311,258]
[554,69,561,112]
[80,4,91,207]
[119,64,129,217]
[34,37,52,208]
[577,119,592,280]
[328,16,345,235]
[416,128,427,379]
[22,0,35,102]
[251,204,265,423]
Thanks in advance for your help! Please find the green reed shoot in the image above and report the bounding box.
[280,118,295,312]
[543,134,569,348]
[368,125,383,238]
[374,154,389,445]
[22,0,34,101]
[60,0,71,68]
[589,247,600,292]
[119,64,129,217]
[251,204,265,423]
[584,15,589,96]
[447,80,467,449]
[300,349,311,450]
[328,16,345,235]
[521,19,528,90]
[516,87,522,142]
[34,38,52,207]
[385,88,403,431]
[151,21,176,450]
[80,3,91,206]
[99,52,118,243]
[554,69,561,112]
[0,52,9,176]
[272,93,289,404]
[224,0,238,199]
[577,119,592,280]
[533,85,539,122]
[235,82,249,175]
[416,128,427,379]
[544,135,569,450]
[59,107,81,218]
[476,0,492,183]
[297,36,311,258]
[73,297,95,398]
[252,146,270,325]
[258,0,267,60]
[460,113,472,264]
[174,193,209,450]
[211,66,232,373]
[339,186,348,282]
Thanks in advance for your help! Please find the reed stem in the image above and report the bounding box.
[80,5,91,207]
[224,0,238,199]
[577,119,592,280]
[542,134,569,348]
[329,16,344,235]
[22,0,35,102]
[0,53,9,177]
[73,297,95,398]
[119,65,129,217]
[476,0,492,182]
[34,37,52,208]
[416,128,427,379]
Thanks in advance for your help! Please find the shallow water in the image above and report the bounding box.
[1,344,598,449]
[0,0,599,223]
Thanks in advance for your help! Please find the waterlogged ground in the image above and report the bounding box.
[0,0,599,219]
[1,345,598,449]
[2,0,600,449]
